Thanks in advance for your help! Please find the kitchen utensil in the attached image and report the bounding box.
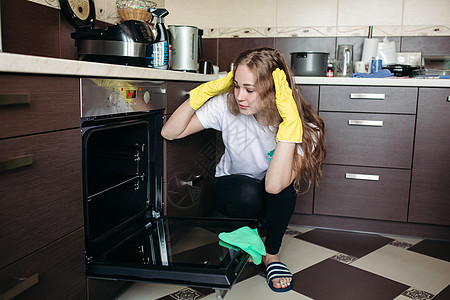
[168,25,203,72]
[336,45,353,77]
[382,64,420,77]
[290,52,329,77]
[199,60,213,74]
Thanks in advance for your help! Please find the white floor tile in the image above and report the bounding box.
[202,275,313,300]
[117,282,184,300]
[277,235,338,274]
[351,245,450,295]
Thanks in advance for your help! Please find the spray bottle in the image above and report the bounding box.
[146,8,169,69]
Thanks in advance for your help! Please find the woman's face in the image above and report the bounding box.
[233,64,262,118]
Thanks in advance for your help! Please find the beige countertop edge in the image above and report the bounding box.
[0,52,217,82]
[0,53,449,87]
[294,76,450,87]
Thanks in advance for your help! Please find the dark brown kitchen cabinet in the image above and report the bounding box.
[0,229,86,300]
[409,87,450,226]
[294,85,319,214]
[315,165,411,221]
[0,74,85,299]
[163,81,216,217]
[314,85,416,222]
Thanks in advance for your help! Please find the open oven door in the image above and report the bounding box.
[85,216,263,292]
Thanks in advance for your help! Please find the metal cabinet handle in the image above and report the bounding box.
[350,93,385,100]
[345,173,380,181]
[447,96,449,102]
[0,273,39,300]
[0,94,30,106]
[0,155,33,173]
[348,120,384,127]
[185,174,203,186]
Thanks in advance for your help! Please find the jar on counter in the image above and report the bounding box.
[326,63,334,77]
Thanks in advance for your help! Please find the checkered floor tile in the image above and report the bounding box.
[118,226,450,300]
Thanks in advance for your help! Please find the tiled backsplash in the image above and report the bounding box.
[2,0,449,72]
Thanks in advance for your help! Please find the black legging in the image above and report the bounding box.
[210,174,296,255]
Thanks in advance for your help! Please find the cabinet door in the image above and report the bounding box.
[0,229,85,300]
[163,129,216,216]
[0,75,80,139]
[298,84,319,113]
[409,88,450,226]
[315,165,410,221]
[320,112,415,168]
[0,129,83,269]
[165,81,202,114]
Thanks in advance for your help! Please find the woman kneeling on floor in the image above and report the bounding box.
[161,47,326,292]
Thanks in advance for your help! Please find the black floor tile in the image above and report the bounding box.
[408,239,450,262]
[292,259,409,300]
[296,229,394,258]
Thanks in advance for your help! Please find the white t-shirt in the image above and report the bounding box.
[196,93,277,181]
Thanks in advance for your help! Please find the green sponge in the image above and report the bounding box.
[218,226,266,265]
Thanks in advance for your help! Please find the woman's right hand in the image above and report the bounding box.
[189,71,234,110]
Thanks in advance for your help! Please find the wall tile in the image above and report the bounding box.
[338,0,403,26]
[217,38,275,71]
[28,0,59,8]
[400,36,450,55]
[2,0,60,58]
[276,26,337,37]
[277,0,338,27]
[165,0,219,30]
[218,0,276,29]
[403,0,450,25]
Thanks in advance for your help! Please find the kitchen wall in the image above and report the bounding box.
[2,0,449,71]
[165,0,450,38]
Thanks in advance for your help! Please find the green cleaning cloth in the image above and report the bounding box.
[218,226,266,265]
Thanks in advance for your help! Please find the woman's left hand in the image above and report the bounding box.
[272,68,303,143]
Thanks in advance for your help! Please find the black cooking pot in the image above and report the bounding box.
[382,64,419,77]
[291,52,329,77]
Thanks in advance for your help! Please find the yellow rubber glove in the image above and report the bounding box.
[272,68,303,143]
[189,71,234,110]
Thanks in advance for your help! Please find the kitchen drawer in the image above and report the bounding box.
[0,229,86,300]
[0,129,83,269]
[0,75,80,139]
[319,85,417,114]
[320,112,415,168]
[314,165,410,221]
[165,81,203,115]
[163,129,216,216]
[297,84,319,113]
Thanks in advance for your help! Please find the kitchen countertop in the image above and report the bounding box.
[0,52,449,87]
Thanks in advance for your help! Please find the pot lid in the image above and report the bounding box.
[59,0,96,30]
[290,51,329,55]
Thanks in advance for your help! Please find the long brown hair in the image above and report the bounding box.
[227,47,326,193]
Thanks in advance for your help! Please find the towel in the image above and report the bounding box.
[218,226,266,265]
[351,69,394,78]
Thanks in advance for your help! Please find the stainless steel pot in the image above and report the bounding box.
[290,52,329,77]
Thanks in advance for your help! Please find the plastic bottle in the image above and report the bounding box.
[146,9,169,69]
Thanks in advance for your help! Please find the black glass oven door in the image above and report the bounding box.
[86,216,263,290]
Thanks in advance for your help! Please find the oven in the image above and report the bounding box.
[80,78,262,298]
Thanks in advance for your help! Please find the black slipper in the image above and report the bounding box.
[265,262,294,292]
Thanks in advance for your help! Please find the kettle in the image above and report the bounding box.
[168,25,203,72]
[336,45,354,77]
